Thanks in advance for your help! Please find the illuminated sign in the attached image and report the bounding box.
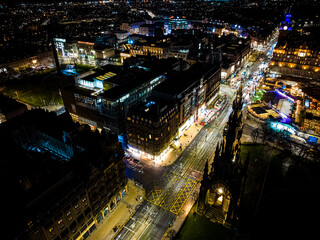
[78,41,94,46]
[54,38,66,43]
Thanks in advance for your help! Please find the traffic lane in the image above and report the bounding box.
[140,101,233,239]
[125,162,164,192]
[115,202,153,240]
[139,208,175,240]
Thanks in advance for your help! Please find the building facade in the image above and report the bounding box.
[127,99,179,160]
[153,63,221,138]
[61,67,166,139]
[270,44,320,80]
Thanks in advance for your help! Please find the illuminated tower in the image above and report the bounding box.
[280,12,293,31]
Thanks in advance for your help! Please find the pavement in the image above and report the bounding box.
[88,180,145,240]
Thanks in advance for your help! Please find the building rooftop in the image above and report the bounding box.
[128,97,175,121]
[100,70,161,100]
[154,62,220,96]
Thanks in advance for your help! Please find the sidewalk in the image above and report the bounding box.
[160,120,204,167]
[88,180,145,240]
[162,184,200,240]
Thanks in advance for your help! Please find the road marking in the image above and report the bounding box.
[111,209,136,240]
[170,178,197,215]
[161,227,171,240]
[124,226,135,233]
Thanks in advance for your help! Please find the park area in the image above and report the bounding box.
[0,64,92,108]
[0,72,69,107]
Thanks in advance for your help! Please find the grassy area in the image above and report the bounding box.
[0,73,65,107]
[175,212,234,240]
[239,143,281,199]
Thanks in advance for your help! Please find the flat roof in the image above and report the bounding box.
[154,62,220,96]
[100,71,161,100]
[82,71,117,82]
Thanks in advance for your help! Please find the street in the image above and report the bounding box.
[112,31,279,240]
[115,86,236,240]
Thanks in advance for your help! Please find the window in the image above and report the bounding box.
[149,134,152,139]
[58,219,65,229]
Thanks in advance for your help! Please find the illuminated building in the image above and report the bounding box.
[54,38,115,60]
[168,16,189,33]
[221,43,251,79]
[61,64,169,142]
[152,63,221,137]
[270,30,320,80]
[77,40,95,59]
[0,49,54,73]
[54,38,79,58]
[120,22,146,35]
[126,99,179,161]
[280,14,293,31]
[1,110,127,240]
[126,63,220,161]
[120,37,171,62]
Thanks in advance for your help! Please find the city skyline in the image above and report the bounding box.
[1,1,320,240]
